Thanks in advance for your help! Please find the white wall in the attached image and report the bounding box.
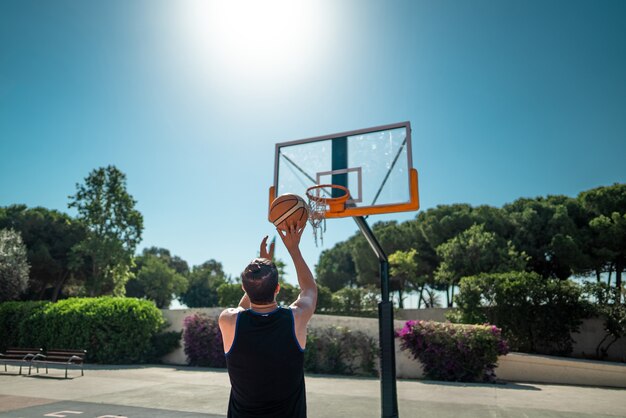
[160,308,625,387]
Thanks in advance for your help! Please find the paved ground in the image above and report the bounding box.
[0,364,625,417]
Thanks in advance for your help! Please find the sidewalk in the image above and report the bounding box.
[0,365,625,417]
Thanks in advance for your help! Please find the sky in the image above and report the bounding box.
[1,0,625,295]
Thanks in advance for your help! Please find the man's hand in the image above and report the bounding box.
[260,235,275,259]
[277,223,305,254]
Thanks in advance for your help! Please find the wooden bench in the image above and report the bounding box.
[31,348,87,379]
[0,347,43,375]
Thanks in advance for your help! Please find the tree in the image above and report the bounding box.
[403,204,502,303]
[68,165,144,296]
[416,204,477,250]
[579,184,626,301]
[179,260,228,307]
[140,246,190,276]
[316,284,333,312]
[127,255,188,308]
[0,205,88,301]
[389,249,421,309]
[0,229,30,302]
[276,280,300,306]
[217,282,244,307]
[316,241,357,292]
[351,221,412,287]
[503,196,586,280]
[435,224,527,306]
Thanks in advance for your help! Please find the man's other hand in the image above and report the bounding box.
[260,235,275,259]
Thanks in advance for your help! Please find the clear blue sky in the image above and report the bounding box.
[1,0,625,287]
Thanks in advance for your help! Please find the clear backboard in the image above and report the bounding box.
[269,121,419,219]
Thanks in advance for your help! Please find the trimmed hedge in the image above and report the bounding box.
[305,326,377,376]
[0,297,178,363]
[453,272,590,355]
[397,320,509,382]
[182,314,377,376]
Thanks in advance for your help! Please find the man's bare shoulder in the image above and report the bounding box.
[219,307,244,323]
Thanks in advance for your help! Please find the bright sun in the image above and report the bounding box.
[176,0,334,91]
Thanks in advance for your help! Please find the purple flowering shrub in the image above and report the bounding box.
[397,320,509,382]
[183,314,226,368]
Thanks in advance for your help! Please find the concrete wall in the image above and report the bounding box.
[160,308,423,378]
[395,308,450,322]
[161,308,222,365]
[398,309,626,362]
[161,308,625,388]
[572,317,626,362]
[497,353,626,388]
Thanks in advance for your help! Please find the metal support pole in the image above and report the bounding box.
[353,216,399,418]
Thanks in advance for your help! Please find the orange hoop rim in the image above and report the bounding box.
[306,184,350,213]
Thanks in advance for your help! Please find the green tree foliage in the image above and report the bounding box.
[416,204,478,250]
[68,165,143,296]
[503,195,586,280]
[180,260,228,307]
[351,221,412,287]
[127,255,188,308]
[140,246,190,276]
[217,282,243,307]
[276,280,300,306]
[316,241,357,291]
[0,229,30,302]
[436,224,527,306]
[0,205,87,301]
[316,284,333,312]
[389,249,420,309]
[579,184,626,300]
[404,204,511,305]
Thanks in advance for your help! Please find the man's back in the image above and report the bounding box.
[226,307,306,418]
[220,229,316,417]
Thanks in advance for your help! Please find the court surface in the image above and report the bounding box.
[0,364,624,418]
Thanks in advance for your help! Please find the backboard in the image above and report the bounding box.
[270,121,419,219]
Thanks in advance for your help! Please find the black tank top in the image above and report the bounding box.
[225,307,306,418]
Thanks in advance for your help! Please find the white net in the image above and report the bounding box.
[307,187,328,246]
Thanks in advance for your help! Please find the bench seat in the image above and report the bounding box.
[31,349,87,379]
[0,348,43,375]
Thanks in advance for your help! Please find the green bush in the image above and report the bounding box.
[397,320,509,382]
[180,314,376,375]
[304,325,377,376]
[144,330,182,363]
[327,287,379,317]
[0,297,170,363]
[582,282,626,359]
[454,272,590,355]
[0,301,47,351]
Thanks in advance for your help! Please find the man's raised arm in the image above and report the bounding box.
[278,224,317,320]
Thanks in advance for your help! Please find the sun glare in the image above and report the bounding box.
[177,0,333,91]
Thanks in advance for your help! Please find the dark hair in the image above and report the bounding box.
[241,258,279,304]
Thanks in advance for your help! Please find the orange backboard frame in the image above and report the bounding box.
[269,168,419,220]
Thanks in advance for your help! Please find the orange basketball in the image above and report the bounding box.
[269,194,309,231]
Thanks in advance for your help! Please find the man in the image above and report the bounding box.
[219,224,317,418]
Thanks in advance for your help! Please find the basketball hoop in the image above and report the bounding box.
[306,184,350,246]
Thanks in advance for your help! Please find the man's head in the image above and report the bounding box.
[241,258,279,304]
